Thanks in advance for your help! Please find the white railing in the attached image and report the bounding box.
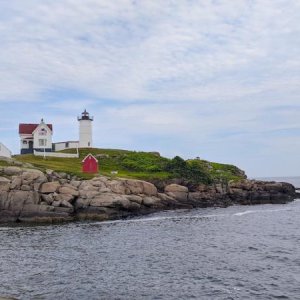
[34,150,79,158]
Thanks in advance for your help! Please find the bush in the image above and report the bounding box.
[186,160,212,184]
[165,156,187,176]
[121,152,168,172]
[166,156,212,184]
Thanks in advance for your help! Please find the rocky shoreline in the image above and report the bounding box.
[0,166,297,223]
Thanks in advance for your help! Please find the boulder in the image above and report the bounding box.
[79,190,102,199]
[20,185,31,191]
[3,166,22,176]
[24,191,41,205]
[114,198,133,210]
[53,206,74,214]
[70,180,81,188]
[33,182,43,192]
[61,200,74,209]
[0,177,10,192]
[74,197,91,209]
[90,179,106,189]
[0,210,19,222]
[142,181,158,196]
[98,187,111,193]
[1,191,25,212]
[249,192,270,204]
[121,179,158,196]
[165,184,188,201]
[263,182,295,194]
[41,194,54,205]
[126,201,141,212]
[22,204,55,212]
[46,169,54,176]
[22,169,47,184]
[108,180,128,194]
[142,196,162,208]
[0,191,9,209]
[18,210,73,223]
[75,206,116,221]
[90,193,129,208]
[215,183,227,194]
[123,179,144,194]
[196,184,208,192]
[126,195,143,204]
[97,176,109,183]
[165,184,188,193]
[40,182,60,193]
[59,186,79,197]
[229,180,253,191]
[52,200,61,207]
[54,193,74,203]
[7,191,40,211]
[53,172,68,179]
[157,193,179,207]
[228,188,249,202]
[79,181,99,191]
[10,177,22,190]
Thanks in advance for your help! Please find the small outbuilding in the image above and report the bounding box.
[0,142,12,158]
[82,154,99,173]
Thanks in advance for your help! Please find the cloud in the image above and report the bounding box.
[1,0,299,103]
[0,0,300,176]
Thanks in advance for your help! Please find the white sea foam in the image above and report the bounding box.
[89,205,296,225]
[91,212,228,226]
[0,227,12,231]
[233,208,290,217]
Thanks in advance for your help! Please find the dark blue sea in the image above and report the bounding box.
[0,177,299,300]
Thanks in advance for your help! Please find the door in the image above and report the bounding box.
[29,141,33,153]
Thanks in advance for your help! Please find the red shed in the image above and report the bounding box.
[82,154,99,173]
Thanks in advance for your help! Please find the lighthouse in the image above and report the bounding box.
[78,109,93,148]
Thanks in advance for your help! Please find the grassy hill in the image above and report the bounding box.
[13,148,246,183]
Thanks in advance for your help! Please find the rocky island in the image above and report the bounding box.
[0,150,297,223]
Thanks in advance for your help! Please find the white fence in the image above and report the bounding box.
[34,150,79,158]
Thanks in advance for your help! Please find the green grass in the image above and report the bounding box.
[14,154,94,179]
[13,148,246,183]
[209,162,245,181]
[0,160,12,167]
[14,148,172,180]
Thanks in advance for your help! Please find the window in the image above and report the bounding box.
[39,128,47,136]
[66,142,69,148]
[39,139,47,147]
[23,140,27,144]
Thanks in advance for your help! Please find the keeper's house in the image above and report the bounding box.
[19,119,53,154]
[0,142,12,158]
[19,110,94,154]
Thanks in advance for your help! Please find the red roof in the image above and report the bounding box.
[82,154,98,163]
[82,154,99,173]
[19,123,53,134]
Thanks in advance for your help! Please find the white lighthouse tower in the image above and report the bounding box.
[78,109,93,148]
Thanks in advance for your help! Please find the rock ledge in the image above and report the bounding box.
[0,167,296,223]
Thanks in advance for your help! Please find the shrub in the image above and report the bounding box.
[166,156,212,184]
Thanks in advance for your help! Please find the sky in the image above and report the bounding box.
[0,0,299,177]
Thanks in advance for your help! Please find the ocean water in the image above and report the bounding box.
[1,197,300,300]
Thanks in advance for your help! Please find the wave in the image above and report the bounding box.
[93,207,294,225]
[233,207,291,217]
[90,212,229,226]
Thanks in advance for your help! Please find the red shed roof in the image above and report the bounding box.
[82,153,98,163]
[19,123,53,134]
